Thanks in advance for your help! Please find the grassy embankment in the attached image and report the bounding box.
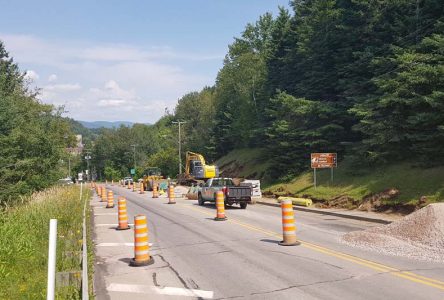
[0,185,92,299]
[217,148,444,208]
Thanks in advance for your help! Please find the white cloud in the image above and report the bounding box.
[0,33,222,122]
[44,83,81,92]
[24,70,39,81]
[48,74,57,82]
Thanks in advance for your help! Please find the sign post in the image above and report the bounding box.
[311,153,337,188]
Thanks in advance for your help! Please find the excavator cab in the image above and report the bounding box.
[179,151,219,184]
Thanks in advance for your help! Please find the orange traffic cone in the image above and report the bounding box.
[279,199,300,246]
[214,190,227,221]
[152,184,159,198]
[101,187,107,202]
[130,214,154,266]
[106,190,114,208]
[168,185,176,204]
[116,197,130,231]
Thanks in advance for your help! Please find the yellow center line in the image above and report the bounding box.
[182,204,444,291]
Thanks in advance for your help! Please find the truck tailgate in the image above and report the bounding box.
[227,186,251,199]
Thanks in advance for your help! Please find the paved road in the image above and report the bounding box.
[93,185,444,299]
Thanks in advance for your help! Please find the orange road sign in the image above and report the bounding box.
[311,153,337,168]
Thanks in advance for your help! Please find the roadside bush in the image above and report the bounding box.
[0,185,90,299]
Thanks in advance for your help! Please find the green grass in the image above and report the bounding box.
[0,185,91,299]
[266,162,444,206]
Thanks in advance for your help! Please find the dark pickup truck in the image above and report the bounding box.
[198,178,252,209]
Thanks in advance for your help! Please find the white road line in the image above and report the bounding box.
[97,243,134,247]
[96,243,153,247]
[94,213,117,216]
[107,283,214,299]
[95,223,134,226]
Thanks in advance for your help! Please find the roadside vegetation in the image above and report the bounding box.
[266,159,444,209]
[0,42,74,207]
[0,185,91,299]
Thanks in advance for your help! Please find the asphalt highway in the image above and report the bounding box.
[93,185,444,299]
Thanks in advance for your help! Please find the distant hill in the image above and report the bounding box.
[78,120,134,129]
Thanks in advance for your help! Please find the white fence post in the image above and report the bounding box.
[47,219,57,300]
[81,183,89,300]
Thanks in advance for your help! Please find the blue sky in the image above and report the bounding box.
[0,0,290,123]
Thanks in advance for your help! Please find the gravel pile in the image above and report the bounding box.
[342,203,444,262]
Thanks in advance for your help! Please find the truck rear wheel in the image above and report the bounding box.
[240,202,247,209]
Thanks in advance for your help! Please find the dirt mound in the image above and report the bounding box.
[358,188,400,211]
[342,203,444,262]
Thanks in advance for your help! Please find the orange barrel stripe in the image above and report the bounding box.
[106,190,114,208]
[279,199,300,246]
[116,197,130,230]
[168,185,176,204]
[215,190,227,220]
[133,215,151,262]
[152,184,159,198]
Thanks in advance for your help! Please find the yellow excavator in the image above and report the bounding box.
[178,151,219,184]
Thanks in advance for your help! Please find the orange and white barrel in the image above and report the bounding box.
[168,185,176,204]
[116,197,130,230]
[152,184,159,198]
[111,179,114,186]
[127,182,131,189]
[130,214,154,266]
[214,190,227,221]
[139,182,144,194]
[101,187,107,202]
[106,190,114,208]
[279,199,300,246]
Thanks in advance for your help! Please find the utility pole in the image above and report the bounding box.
[85,153,91,182]
[131,144,137,173]
[172,121,187,175]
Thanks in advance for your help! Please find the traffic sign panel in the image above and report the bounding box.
[311,153,337,168]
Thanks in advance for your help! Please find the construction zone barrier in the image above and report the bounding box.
[101,187,107,202]
[127,182,131,190]
[116,197,130,230]
[278,196,312,207]
[130,214,154,266]
[214,190,227,221]
[152,184,159,198]
[279,199,300,246]
[106,190,114,208]
[139,182,144,194]
[111,179,114,186]
[167,185,176,204]
[132,182,136,192]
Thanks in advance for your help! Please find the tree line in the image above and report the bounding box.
[86,0,444,181]
[0,42,73,206]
